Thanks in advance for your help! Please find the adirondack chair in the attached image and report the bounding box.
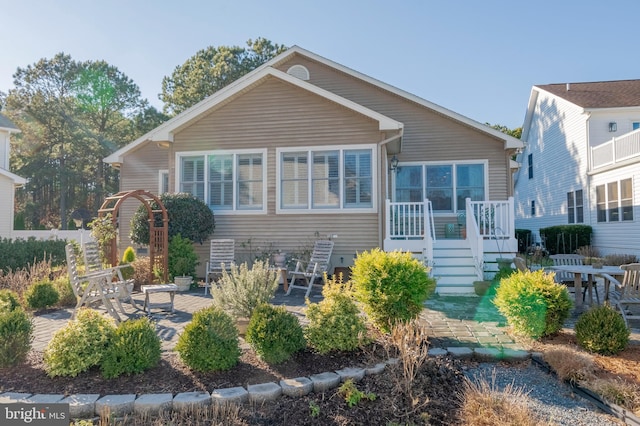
[550,254,598,303]
[65,244,125,322]
[83,241,136,308]
[601,263,640,327]
[286,240,334,297]
[204,239,235,295]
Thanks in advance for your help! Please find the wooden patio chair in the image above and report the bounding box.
[550,254,598,303]
[601,263,640,327]
[513,257,529,272]
[204,239,235,295]
[286,240,334,297]
[83,241,136,309]
[65,244,126,323]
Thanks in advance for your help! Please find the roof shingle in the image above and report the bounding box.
[536,79,640,109]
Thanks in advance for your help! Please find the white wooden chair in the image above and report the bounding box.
[286,240,334,297]
[83,241,136,309]
[204,239,235,295]
[550,254,598,303]
[65,244,125,322]
[601,263,640,327]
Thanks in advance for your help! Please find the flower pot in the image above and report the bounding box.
[174,276,192,292]
[273,253,286,268]
[496,258,513,270]
[473,280,492,296]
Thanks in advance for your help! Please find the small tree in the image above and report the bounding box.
[130,193,214,245]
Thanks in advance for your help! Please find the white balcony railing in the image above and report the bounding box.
[592,129,640,169]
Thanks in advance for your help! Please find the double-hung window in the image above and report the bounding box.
[596,178,634,222]
[567,190,583,223]
[278,145,374,212]
[177,149,266,213]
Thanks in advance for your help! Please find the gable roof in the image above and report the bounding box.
[105,46,522,164]
[0,114,20,133]
[0,168,26,185]
[536,80,640,109]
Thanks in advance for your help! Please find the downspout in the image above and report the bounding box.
[377,129,404,250]
[584,112,592,228]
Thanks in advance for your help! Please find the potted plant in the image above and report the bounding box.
[473,280,492,296]
[168,234,199,291]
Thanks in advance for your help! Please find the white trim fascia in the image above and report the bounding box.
[0,127,20,134]
[275,144,378,215]
[104,66,402,165]
[174,148,268,215]
[274,46,523,151]
[0,168,26,185]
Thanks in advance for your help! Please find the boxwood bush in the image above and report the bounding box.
[175,306,240,372]
[246,303,306,364]
[575,305,629,355]
[494,269,572,339]
[0,289,33,368]
[351,249,435,332]
[101,317,161,378]
[24,280,59,310]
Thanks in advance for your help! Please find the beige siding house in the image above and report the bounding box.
[105,47,523,293]
[0,114,26,238]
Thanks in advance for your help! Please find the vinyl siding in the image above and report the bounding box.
[514,90,589,242]
[0,176,14,238]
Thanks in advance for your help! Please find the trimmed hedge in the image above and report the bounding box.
[540,225,592,255]
[515,229,532,253]
[0,238,67,272]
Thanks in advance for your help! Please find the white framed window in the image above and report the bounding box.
[276,145,376,213]
[394,161,487,212]
[176,149,267,214]
[596,178,634,222]
[158,170,169,194]
[567,190,583,223]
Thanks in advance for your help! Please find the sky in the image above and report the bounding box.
[1,0,639,129]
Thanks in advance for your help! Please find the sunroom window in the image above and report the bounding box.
[278,146,375,212]
[178,150,266,213]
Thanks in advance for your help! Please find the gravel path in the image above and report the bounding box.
[466,362,623,426]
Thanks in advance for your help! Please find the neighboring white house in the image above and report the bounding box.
[0,113,26,238]
[515,80,640,257]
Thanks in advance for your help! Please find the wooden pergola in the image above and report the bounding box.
[98,189,169,284]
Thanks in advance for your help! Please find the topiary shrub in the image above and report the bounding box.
[24,280,59,310]
[168,234,199,281]
[130,193,215,245]
[175,306,240,372]
[43,308,116,377]
[0,291,33,368]
[210,260,279,319]
[131,256,152,291]
[101,317,161,378]
[350,249,435,333]
[575,305,629,355]
[120,246,136,280]
[245,303,306,364]
[305,278,368,354]
[494,269,572,339]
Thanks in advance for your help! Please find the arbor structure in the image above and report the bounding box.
[98,190,168,284]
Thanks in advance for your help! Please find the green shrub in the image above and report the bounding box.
[0,289,21,311]
[211,260,279,319]
[0,237,67,272]
[351,249,435,332]
[53,275,76,308]
[24,280,59,310]
[492,266,516,283]
[515,229,533,253]
[575,305,629,355]
[305,279,368,354]
[101,317,161,378]
[494,270,572,339]
[167,234,199,281]
[130,193,215,245]
[0,305,33,367]
[245,304,306,364]
[120,246,136,280]
[539,225,592,255]
[43,308,117,377]
[175,306,240,372]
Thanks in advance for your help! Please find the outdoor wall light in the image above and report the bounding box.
[389,155,399,172]
[609,122,617,132]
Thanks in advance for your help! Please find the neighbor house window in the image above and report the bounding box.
[596,179,634,222]
[394,161,486,212]
[159,170,169,194]
[178,149,266,213]
[531,200,536,216]
[278,145,374,212]
[567,190,583,223]
[528,153,533,179]
[633,122,640,131]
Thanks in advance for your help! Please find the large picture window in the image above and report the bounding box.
[596,178,634,222]
[394,162,486,212]
[278,146,375,212]
[178,149,266,213]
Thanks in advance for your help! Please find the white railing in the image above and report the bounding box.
[592,129,640,169]
[468,198,515,239]
[386,200,425,239]
[466,198,483,279]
